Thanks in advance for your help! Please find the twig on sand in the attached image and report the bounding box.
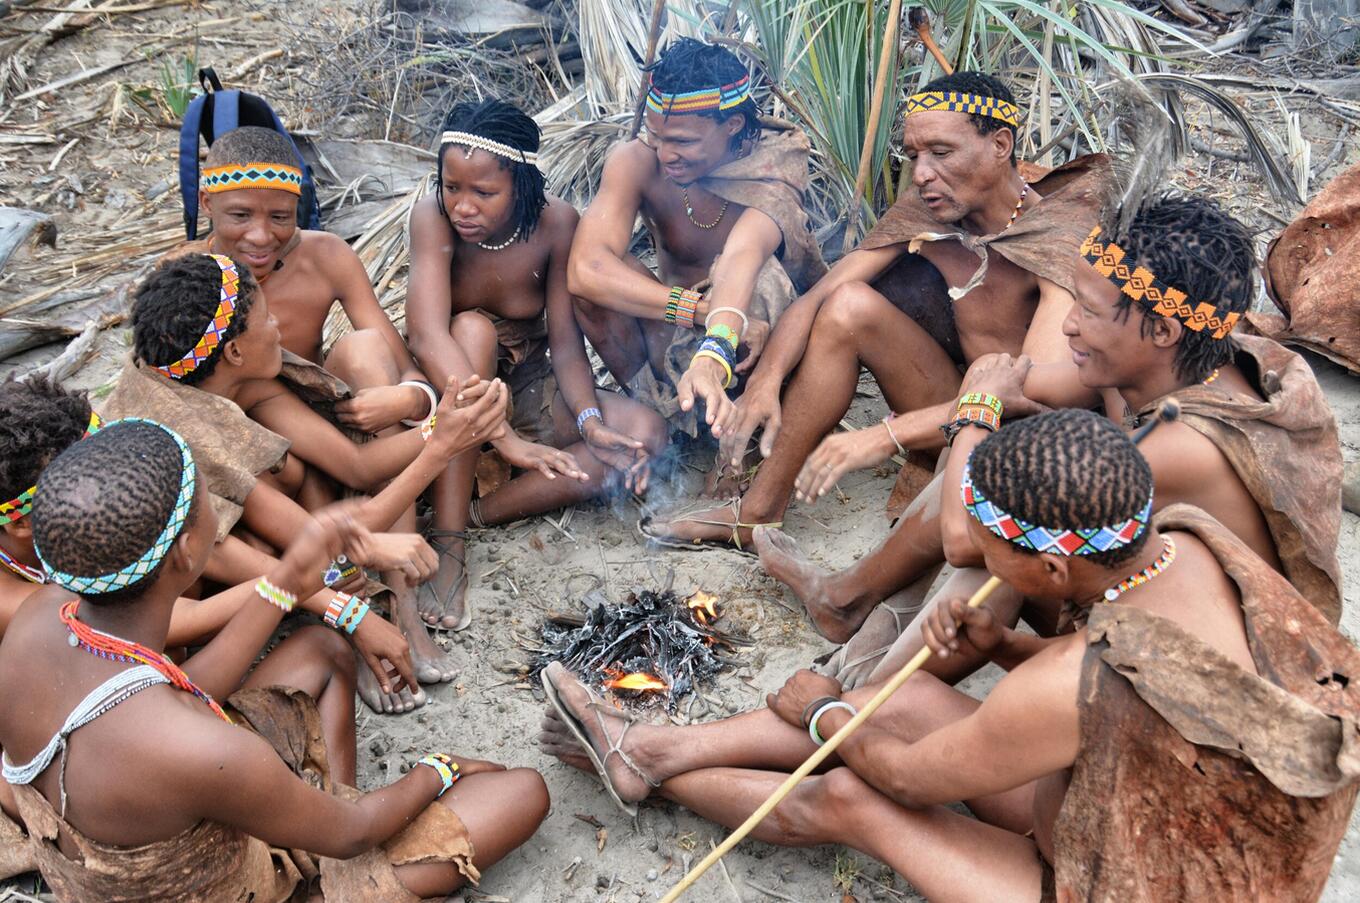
[744,880,806,903]
[712,840,744,902]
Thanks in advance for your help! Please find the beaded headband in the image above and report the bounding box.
[0,412,103,526]
[960,458,1151,556]
[439,131,539,166]
[152,254,241,380]
[646,73,751,115]
[1081,226,1240,341]
[202,162,303,196]
[905,91,1020,128]
[35,419,198,596]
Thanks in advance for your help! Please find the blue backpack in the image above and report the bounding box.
[179,67,322,240]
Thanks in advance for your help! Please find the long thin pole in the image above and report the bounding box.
[660,575,1004,902]
[629,0,669,138]
[841,0,904,254]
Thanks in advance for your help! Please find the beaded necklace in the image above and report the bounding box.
[1202,369,1220,385]
[0,545,45,584]
[997,182,1028,235]
[1102,536,1176,602]
[59,600,231,723]
[477,225,521,252]
[682,188,729,230]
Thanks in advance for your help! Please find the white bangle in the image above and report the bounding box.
[808,700,857,746]
[706,306,750,333]
[399,380,438,426]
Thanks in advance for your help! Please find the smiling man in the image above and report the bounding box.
[647,71,1110,551]
[567,37,826,438]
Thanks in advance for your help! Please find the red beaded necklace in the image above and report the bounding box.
[0,545,45,585]
[59,600,231,723]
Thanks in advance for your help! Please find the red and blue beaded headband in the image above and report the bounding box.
[905,91,1021,128]
[646,73,752,115]
[152,254,241,381]
[960,457,1151,556]
[1081,226,1240,341]
[0,412,103,526]
[34,418,197,595]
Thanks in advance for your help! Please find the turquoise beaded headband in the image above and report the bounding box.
[35,418,197,595]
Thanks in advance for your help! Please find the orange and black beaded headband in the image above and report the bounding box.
[0,412,103,526]
[152,254,241,380]
[1081,226,1240,341]
[904,91,1020,128]
[202,162,303,196]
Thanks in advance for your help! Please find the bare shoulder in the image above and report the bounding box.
[410,193,448,234]
[297,228,358,262]
[1140,421,1230,490]
[539,195,580,245]
[601,139,658,182]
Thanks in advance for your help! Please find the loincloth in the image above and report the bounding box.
[7,686,476,903]
[626,254,797,436]
[480,309,556,445]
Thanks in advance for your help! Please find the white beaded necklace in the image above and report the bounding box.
[477,225,521,252]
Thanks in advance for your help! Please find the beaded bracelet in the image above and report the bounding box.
[940,404,1002,446]
[323,592,352,628]
[255,577,298,613]
[417,753,461,797]
[958,392,1004,417]
[665,286,682,323]
[322,555,359,588]
[706,305,750,333]
[674,290,699,329]
[335,595,370,635]
[399,380,439,427]
[808,700,857,746]
[420,414,437,442]
[706,323,739,351]
[575,406,603,438]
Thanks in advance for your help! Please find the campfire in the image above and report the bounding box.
[534,585,749,711]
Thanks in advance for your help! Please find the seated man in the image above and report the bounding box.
[0,419,549,901]
[761,194,1343,686]
[104,254,510,711]
[648,70,1109,548]
[407,99,668,631]
[540,410,1360,901]
[567,38,827,444]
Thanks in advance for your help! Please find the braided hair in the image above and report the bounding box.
[32,420,200,606]
[131,254,259,387]
[437,99,547,238]
[919,71,1018,165]
[0,376,92,508]
[969,409,1153,568]
[1108,194,1255,384]
[648,37,760,150]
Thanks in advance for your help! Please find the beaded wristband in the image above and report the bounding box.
[322,555,359,588]
[706,323,739,350]
[808,700,857,746]
[323,591,352,628]
[706,305,750,333]
[336,595,370,635]
[420,414,437,442]
[255,577,298,613]
[575,406,602,437]
[940,404,1002,446]
[958,392,1003,417]
[665,285,684,324]
[399,380,439,427]
[417,753,461,797]
[692,350,734,389]
[698,335,737,367]
[674,291,699,329]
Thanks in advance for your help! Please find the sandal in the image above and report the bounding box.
[541,662,659,817]
[418,528,471,631]
[638,498,781,554]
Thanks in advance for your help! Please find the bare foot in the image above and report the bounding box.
[390,584,459,684]
[754,526,865,643]
[356,662,426,714]
[417,532,470,630]
[542,662,661,805]
[643,502,758,550]
[539,713,594,772]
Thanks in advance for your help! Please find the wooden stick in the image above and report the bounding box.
[909,7,953,75]
[660,574,1004,902]
[628,0,668,139]
[841,0,904,254]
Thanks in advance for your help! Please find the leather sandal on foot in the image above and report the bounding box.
[638,498,780,554]
[418,528,471,631]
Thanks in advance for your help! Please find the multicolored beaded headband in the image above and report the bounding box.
[0,412,103,526]
[1080,227,1240,341]
[960,458,1151,556]
[904,91,1021,128]
[646,73,751,115]
[202,162,303,196]
[152,254,241,380]
[439,131,539,166]
[35,418,197,596]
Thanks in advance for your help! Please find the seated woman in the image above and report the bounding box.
[0,419,549,901]
[406,99,668,631]
[104,253,510,711]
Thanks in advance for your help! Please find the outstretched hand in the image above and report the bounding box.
[794,425,895,503]
[766,669,843,729]
[677,356,734,436]
[583,420,651,494]
[498,434,588,482]
[351,612,418,696]
[717,380,781,468]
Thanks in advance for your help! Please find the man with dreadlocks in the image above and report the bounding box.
[0,419,550,901]
[406,99,668,632]
[763,193,1344,689]
[567,37,827,444]
[104,254,512,713]
[644,70,1109,550]
[540,410,1360,901]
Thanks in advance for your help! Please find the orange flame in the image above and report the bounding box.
[603,670,668,692]
[686,590,720,626]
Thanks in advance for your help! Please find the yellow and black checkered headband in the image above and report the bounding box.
[904,91,1020,128]
[1081,227,1240,341]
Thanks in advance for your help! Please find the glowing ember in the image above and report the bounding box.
[603,670,669,692]
[686,590,720,626]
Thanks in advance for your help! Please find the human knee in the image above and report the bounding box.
[818,281,883,335]
[506,767,551,827]
[328,329,398,382]
[450,312,499,373]
[296,623,356,680]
